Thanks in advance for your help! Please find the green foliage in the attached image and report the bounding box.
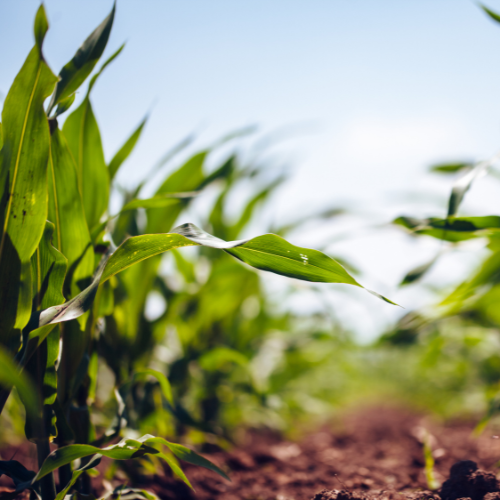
[0,4,395,499]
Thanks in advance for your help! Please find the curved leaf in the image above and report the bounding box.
[36,434,227,488]
[132,369,173,405]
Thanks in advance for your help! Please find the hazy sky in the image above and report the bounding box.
[2,1,500,339]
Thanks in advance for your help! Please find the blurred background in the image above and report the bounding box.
[4,0,500,340]
[3,0,500,443]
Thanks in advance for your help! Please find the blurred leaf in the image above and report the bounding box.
[87,43,125,95]
[120,191,198,212]
[481,4,500,24]
[47,3,116,114]
[229,177,284,240]
[429,162,472,175]
[132,369,173,405]
[199,347,249,371]
[108,115,147,181]
[0,460,36,489]
[54,454,101,500]
[0,347,38,415]
[52,93,76,118]
[400,255,439,286]
[447,157,492,217]
[394,215,500,242]
[0,4,57,339]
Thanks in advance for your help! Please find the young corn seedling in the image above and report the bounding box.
[0,4,395,498]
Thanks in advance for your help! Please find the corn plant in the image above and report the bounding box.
[0,4,395,499]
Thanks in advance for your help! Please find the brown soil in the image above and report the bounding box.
[2,407,500,500]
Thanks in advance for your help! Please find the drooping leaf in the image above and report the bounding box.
[0,5,57,339]
[46,3,116,114]
[54,454,101,500]
[131,369,173,405]
[36,434,228,488]
[30,221,396,331]
[101,233,196,282]
[27,247,112,332]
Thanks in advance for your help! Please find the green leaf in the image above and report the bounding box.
[0,4,57,339]
[55,454,101,500]
[36,434,228,489]
[447,158,491,217]
[108,115,148,181]
[48,128,93,298]
[102,233,196,282]
[429,161,472,175]
[144,436,230,481]
[394,215,500,242]
[199,347,249,371]
[481,4,500,24]
[131,369,173,405]
[63,97,109,231]
[87,43,125,95]
[52,93,76,118]
[31,221,68,310]
[229,177,284,240]
[146,152,207,234]
[0,347,38,416]
[30,222,396,330]
[120,192,198,212]
[400,255,439,286]
[46,3,116,114]
[29,248,112,331]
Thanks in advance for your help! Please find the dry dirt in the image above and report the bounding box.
[3,407,500,499]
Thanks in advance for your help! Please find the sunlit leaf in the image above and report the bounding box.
[0,4,57,339]
[46,3,116,114]
[108,115,147,181]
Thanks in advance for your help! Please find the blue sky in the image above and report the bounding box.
[2,1,500,338]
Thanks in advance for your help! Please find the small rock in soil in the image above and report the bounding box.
[440,460,500,500]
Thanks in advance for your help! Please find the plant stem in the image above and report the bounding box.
[37,429,57,500]
[36,347,56,500]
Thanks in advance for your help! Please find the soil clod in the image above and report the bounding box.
[440,460,499,500]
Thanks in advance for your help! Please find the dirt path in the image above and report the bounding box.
[3,406,500,499]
